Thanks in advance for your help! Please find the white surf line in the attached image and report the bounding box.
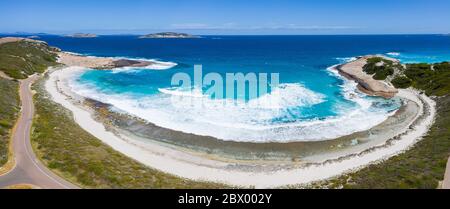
[45,67,436,188]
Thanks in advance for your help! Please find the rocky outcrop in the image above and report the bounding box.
[57,52,154,69]
[336,55,399,98]
[112,59,154,68]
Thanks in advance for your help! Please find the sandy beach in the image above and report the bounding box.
[43,63,436,188]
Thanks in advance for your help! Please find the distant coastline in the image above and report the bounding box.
[64,33,98,38]
[139,32,200,39]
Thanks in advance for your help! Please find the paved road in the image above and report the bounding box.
[0,75,77,189]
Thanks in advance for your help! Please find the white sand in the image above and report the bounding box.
[45,66,436,188]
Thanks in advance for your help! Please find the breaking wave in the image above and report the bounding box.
[67,67,401,142]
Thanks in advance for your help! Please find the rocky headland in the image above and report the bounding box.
[57,52,155,69]
[335,55,399,98]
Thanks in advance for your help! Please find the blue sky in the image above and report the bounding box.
[1,0,449,35]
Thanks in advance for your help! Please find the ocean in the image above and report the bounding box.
[31,35,450,142]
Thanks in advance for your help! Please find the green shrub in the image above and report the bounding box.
[0,41,57,79]
[403,62,450,96]
[0,78,20,166]
[392,76,413,88]
[363,57,396,80]
[0,120,11,128]
[372,67,394,80]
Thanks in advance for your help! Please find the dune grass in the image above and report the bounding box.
[0,41,57,79]
[0,78,20,167]
[31,77,229,189]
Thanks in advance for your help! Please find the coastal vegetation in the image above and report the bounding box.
[364,57,450,96]
[0,78,20,167]
[404,62,450,96]
[30,78,228,188]
[391,76,413,89]
[362,57,400,80]
[390,62,450,96]
[313,96,450,189]
[0,40,58,79]
[309,61,450,189]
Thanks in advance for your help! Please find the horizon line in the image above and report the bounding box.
[1,32,449,36]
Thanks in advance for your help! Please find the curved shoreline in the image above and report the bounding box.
[44,65,436,188]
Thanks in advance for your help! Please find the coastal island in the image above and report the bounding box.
[64,33,98,38]
[139,32,200,39]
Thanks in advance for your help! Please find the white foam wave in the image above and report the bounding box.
[109,67,141,74]
[326,65,372,110]
[158,83,325,109]
[336,57,357,63]
[67,66,398,142]
[386,52,401,56]
[250,84,325,109]
[143,60,178,70]
[158,87,206,98]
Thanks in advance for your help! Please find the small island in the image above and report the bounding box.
[64,33,98,38]
[139,32,200,39]
[27,35,40,39]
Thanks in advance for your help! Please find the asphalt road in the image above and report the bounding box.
[0,75,77,189]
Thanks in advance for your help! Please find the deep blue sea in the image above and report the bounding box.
[12,34,450,142]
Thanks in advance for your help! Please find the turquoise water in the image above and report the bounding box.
[33,35,450,142]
